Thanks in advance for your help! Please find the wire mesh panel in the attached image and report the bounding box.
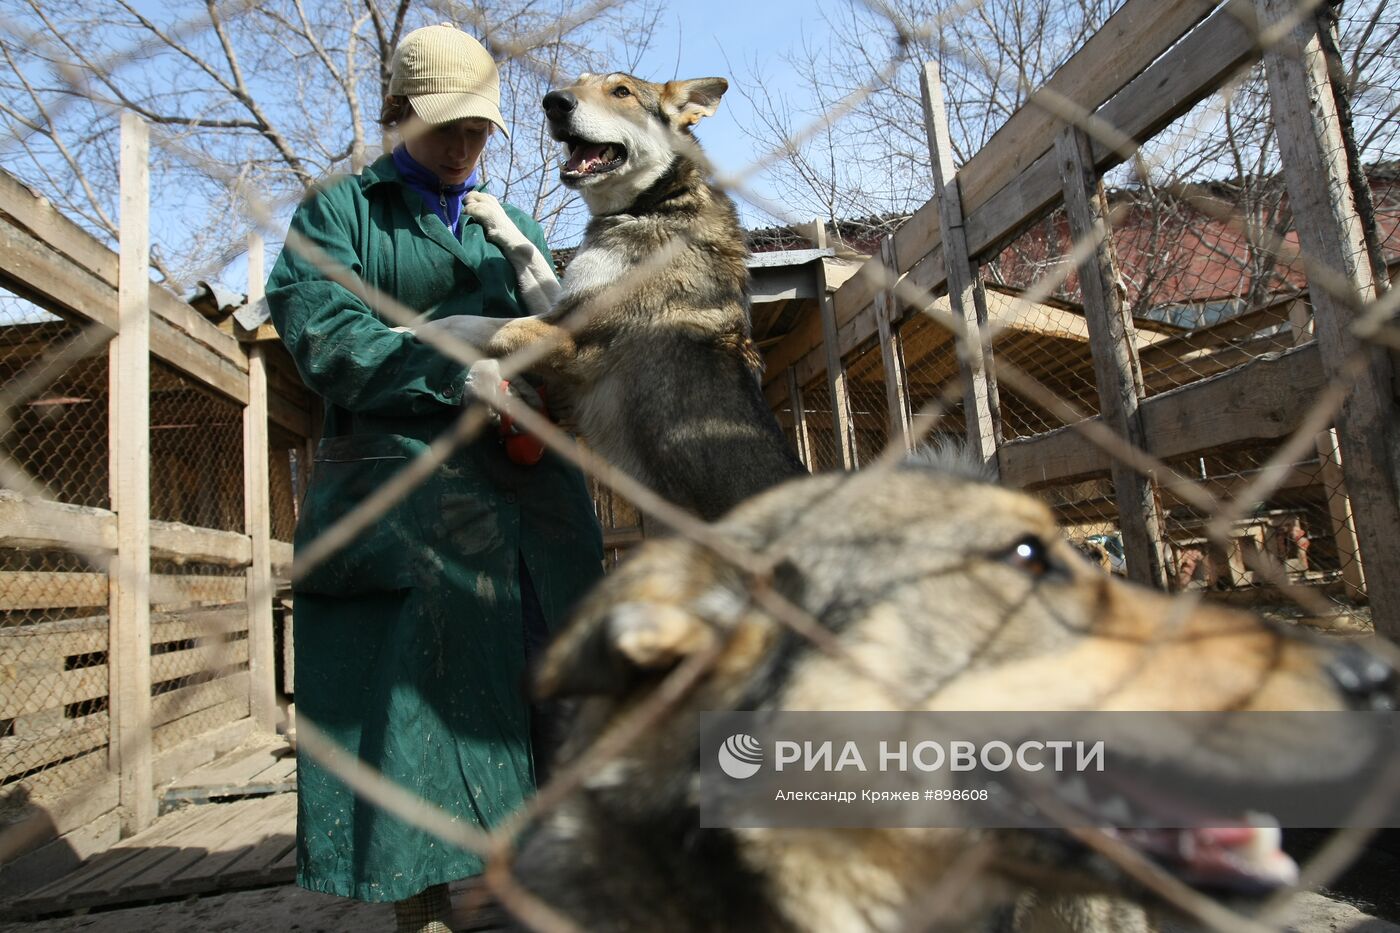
[0,292,113,811]
[842,338,891,466]
[150,360,245,533]
[148,588,251,754]
[898,309,966,444]
[799,375,844,472]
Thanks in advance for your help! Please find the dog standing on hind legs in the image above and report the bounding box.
[413,72,806,521]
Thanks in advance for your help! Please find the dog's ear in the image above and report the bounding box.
[662,77,729,130]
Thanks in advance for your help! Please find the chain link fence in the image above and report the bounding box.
[1,0,1400,930]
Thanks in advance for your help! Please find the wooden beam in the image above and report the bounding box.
[999,344,1326,488]
[0,491,253,565]
[771,0,1263,389]
[1260,0,1400,638]
[873,236,914,451]
[243,231,278,732]
[1055,125,1169,589]
[958,0,1220,215]
[109,112,155,835]
[0,169,246,373]
[785,368,815,469]
[809,221,856,469]
[922,62,1001,468]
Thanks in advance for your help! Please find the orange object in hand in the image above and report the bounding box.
[498,379,546,466]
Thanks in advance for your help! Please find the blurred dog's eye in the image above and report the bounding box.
[1000,535,1060,581]
[612,85,632,98]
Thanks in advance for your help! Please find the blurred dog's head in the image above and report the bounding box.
[517,465,1395,931]
[542,72,727,214]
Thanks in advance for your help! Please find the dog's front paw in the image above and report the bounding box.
[464,191,515,242]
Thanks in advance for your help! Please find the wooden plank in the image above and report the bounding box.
[109,111,155,835]
[966,0,1261,261]
[0,809,121,901]
[0,169,246,374]
[150,520,252,566]
[874,236,914,451]
[785,368,815,468]
[775,0,1264,390]
[153,698,251,757]
[152,715,254,785]
[0,713,109,779]
[998,344,1326,488]
[808,223,856,469]
[160,793,295,892]
[0,750,110,812]
[0,666,107,719]
[115,799,271,896]
[270,539,294,579]
[151,640,249,685]
[922,62,1001,467]
[960,0,1220,215]
[152,672,250,728]
[0,492,113,553]
[11,798,257,912]
[1054,124,1169,589]
[150,574,247,608]
[0,222,248,408]
[151,605,249,644]
[243,232,278,733]
[0,613,107,663]
[1260,0,1400,638]
[0,218,119,332]
[0,491,254,566]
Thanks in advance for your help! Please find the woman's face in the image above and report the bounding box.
[403,116,493,185]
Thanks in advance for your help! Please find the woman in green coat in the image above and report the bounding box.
[265,25,603,931]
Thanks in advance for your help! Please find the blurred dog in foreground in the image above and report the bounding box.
[506,456,1395,932]
[410,72,805,520]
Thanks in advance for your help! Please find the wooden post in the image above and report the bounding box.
[109,112,154,835]
[811,220,857,469]
[785,368,815,469]
[873,235,914,451]
[1288,301,1366,595]
[244,232,278,731]
[1260,0,1400,637]
[1054,125,1170,590]
[920,62,1001,469]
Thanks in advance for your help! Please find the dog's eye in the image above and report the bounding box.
[612,85,632,98]
[1000,535,1061,581]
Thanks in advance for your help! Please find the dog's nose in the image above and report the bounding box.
[543,90,577,119]
[1325,642,1397,710]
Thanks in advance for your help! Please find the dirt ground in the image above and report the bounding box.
[0,886,1394,933]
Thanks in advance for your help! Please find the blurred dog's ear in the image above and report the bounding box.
[534,601,717,700]
[661,77,729,130]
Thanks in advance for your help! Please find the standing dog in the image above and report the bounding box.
[504,458,1396,932]
[416,73,806,521]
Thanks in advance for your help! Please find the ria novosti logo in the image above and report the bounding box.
[718,733,764,779]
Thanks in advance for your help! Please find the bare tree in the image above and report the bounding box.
[0,0,660,288]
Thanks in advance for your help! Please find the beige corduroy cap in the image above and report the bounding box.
[389,24,508,136]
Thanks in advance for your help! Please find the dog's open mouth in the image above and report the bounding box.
[561,137,628,179]
[1043,769,1299,895]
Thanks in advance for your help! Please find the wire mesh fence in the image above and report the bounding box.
[1,0,1399,930]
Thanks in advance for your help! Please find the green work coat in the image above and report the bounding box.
[266,153,604,902]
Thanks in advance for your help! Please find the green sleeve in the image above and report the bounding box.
[266,186,469,416]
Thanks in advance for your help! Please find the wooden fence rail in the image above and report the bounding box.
[758,0,1398,637]
[0,116,310,852]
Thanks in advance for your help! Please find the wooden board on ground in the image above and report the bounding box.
[163,736,297,805]
[2,793,297,919]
